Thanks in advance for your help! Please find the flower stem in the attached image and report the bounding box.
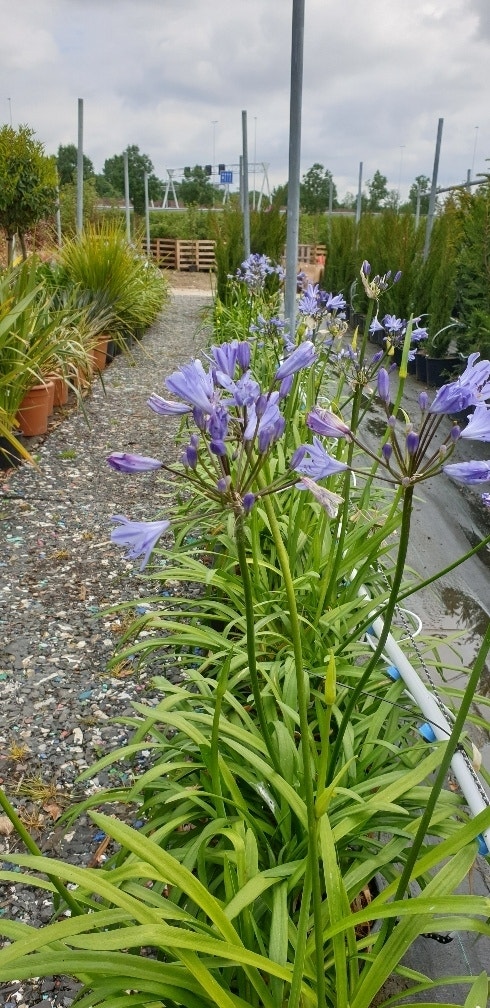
[233,511,280,775]
[326,485,414,785]
[261,490,327,1008]
[0,787,82,917]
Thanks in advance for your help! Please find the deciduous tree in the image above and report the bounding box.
[300,163,337,213]
[0,125,57,263]
[367,169,388,212]
[56,144,94,185]
[102,145,164,214]
[408,174,431,215]
[178,166,216,207]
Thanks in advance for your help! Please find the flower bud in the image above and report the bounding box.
[242,492,256,515]
[377,368,390,403]
[406,431,419,455]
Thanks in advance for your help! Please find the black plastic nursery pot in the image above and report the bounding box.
[407,354,417,376]
[415,352,428,382]
[0,436,24,471]
[425,355,463,388]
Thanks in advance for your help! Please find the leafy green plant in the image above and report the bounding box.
[454,177,490,359]
[412,198,463,352]
[56,220,168,344]
[0,124,58,264]
[1,258,489,1008]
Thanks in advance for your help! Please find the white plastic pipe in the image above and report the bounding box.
[359,585,490,853]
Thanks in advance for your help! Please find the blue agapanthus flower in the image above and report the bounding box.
[111,516,171,570]
[443,461,490,485]
[459,403,490,442]
[107,453,162,473]
[291,437,349,480]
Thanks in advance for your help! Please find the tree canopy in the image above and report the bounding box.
[178,165,216,207]
[56,144,94,185]
[407,174,431,215]
[0,124,58,263]
[300,163,337,213]
[102,145,164,214]
[366,170,389,212]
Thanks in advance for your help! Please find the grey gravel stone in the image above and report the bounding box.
[0,283,212,1005]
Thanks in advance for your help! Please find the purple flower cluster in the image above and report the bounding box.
[235,253,284,293]
[297,283,346,320]
[360,261,402,301]
[371,352,490,488]
[370,314,428,357]
[107,335,321,567]
[429,352,490,417]
[249,314,286,341]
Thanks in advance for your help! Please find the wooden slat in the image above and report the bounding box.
[148,238,216,272]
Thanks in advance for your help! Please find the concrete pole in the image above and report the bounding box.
[284,0,305,337]
[55,185,62,247]
[239,155,244,212]
[76,98,84,235]
[144,171,150,257]
[123,150,131,241]
[355,161,363,226]
[415,185,421,229]
[423,117,444,262]
[242,110,250,258]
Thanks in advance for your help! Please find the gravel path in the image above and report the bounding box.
[0,283,212,1006]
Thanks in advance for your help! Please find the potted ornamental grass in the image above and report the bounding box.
[56,219,169,356]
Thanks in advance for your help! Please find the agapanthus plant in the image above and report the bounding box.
[370,312,428,358]
[235,252,284,293]
[108,336,321,571]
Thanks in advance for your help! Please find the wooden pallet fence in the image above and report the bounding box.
[147,238,216,271]
[282,244,327,286]
[295,244,327,266]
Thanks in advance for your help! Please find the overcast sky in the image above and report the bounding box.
[1,0,489,201]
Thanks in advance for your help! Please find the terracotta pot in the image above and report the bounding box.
[51,374,69,406]
[89,336,109,372]
[16,381,54,437]
[45,377,55,415]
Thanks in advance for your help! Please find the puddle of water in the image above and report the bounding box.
[406,584,490,767]
[365,416,388,438]
[414,584,490,695]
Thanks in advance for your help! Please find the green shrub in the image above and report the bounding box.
[56,220,168,340]
[454,178,490,358]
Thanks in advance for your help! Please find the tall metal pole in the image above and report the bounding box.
[423,117,443,262]
[471,126,479,179]
[415,184,421,229]
[123,149,131,241]
[144,170,150,257]
[242,110,250,258]
[284,0,305,336]
[253,117,257,211]
[239,155,244,212]
[55,184,62,247]
[355,161,363,225]
[76,98,84,235]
